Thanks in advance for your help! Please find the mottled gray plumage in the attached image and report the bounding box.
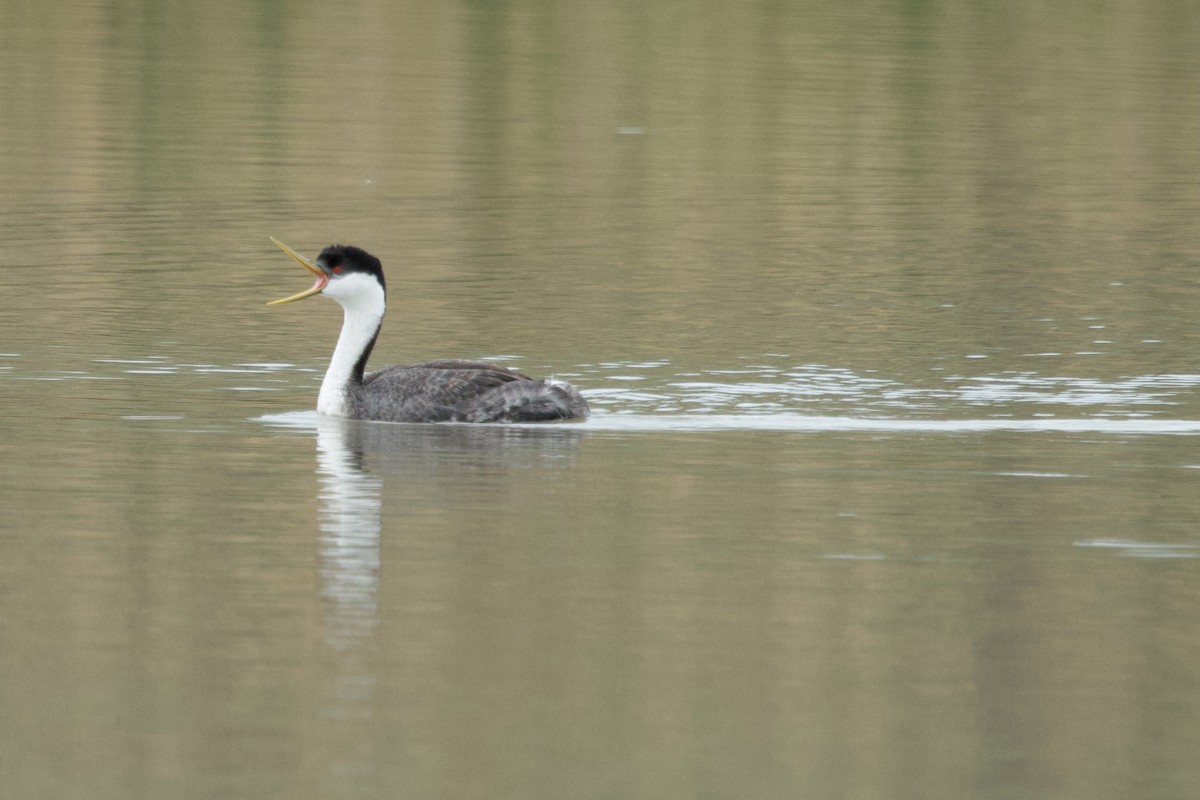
[357,360,590,423]
[269,240,589,424]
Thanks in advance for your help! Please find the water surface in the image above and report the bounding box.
[2,2,1200,799]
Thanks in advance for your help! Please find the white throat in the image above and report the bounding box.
[317,272,386,417]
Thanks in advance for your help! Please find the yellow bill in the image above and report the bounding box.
[267,237,329,305]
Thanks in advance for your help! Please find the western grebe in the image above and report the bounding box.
[267,238,589,423]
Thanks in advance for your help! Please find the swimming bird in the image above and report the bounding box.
[267,238,589,423]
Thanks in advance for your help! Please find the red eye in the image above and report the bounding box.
[332,266,343,274]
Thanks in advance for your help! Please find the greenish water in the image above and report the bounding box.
[2,2,1200,799]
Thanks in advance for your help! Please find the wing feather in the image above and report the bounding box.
[356,361,586,422]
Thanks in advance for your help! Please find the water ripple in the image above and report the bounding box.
[580,362,1200,424]
[1074,539,1200,559]
[8,353,1200,434]
[577,413,1200,434]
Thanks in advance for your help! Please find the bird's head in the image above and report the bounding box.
[267,238,386,308]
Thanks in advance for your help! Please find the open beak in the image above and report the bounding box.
[267,237,329,305]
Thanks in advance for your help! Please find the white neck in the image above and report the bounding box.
[317,273,386,417]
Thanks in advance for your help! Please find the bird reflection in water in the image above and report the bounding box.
[307,415,586,792]
[313,416,383,794]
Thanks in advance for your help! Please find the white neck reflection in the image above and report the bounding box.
[315,415,381,705]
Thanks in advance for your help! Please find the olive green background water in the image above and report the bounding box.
[2,2,1200,798]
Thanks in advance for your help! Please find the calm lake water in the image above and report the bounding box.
[3,2,1200,798]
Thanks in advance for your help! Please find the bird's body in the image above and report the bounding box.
[269,239,589,424]
[336,360,589,423]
